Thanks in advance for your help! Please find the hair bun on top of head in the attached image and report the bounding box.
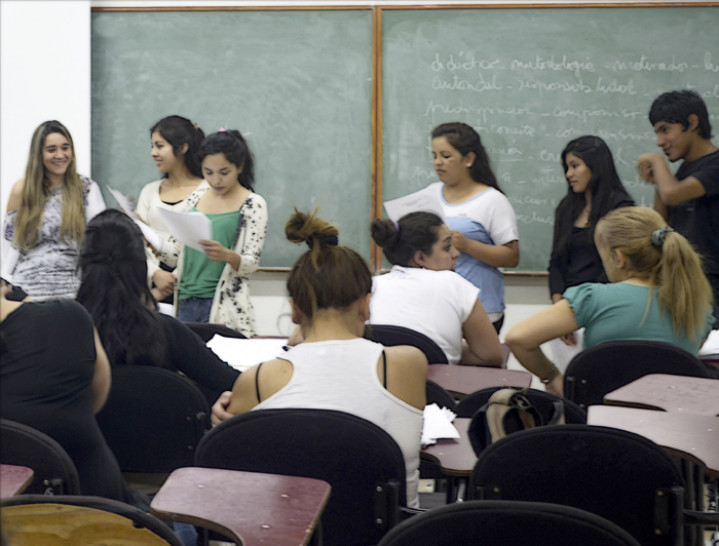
[306,234,338,249]
[285,208,339,250]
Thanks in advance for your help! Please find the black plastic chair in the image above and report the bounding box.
[195,408,409,546]
[564,340,711,409]
[96,366,210,473]
[182,321,246,342]
[455,386,587,420]
[365,324,448,364]
[0,419,81,495]
[468,424,719,546]
[425,379,456,410]
[377,499,641,546]
[1,494,182,545]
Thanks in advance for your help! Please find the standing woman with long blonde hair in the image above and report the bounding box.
[2,120,105,300]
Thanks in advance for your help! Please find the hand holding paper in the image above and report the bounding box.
[158,208,212,253]
[384,189,445,223]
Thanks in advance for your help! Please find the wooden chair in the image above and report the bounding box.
[0,419,81,496]
[195,408,410,546]
[564,340,711,409]
[377,499,640,546]
[1,494,183,546]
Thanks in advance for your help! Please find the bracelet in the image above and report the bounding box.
[540,364,560,384]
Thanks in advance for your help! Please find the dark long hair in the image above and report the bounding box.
[150,115,205,178]
[198,129,255,191]
[551,135,632,261]
[371,212,444,267]
[431,122,503,194]
[76,209,166,367]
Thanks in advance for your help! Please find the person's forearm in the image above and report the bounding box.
[461,239,518,268]
[510,344,558,382]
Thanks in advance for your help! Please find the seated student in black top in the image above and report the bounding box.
[0,283,132,503]
[75,209,239,404]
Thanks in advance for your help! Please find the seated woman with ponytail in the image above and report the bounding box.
[370,211,503,367]
[221,209,428,508]
[506,206,716,395]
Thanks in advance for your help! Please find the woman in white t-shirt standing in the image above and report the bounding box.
[135,115,206,302]
[370,211,503,366]
[425,122,519,333]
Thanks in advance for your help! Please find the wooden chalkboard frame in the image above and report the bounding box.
[91,2,719,274]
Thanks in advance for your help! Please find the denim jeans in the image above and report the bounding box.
[177,297,213,323]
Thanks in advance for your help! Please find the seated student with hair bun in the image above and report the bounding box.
[217,209,428,508]
[506,206,716,396]
[370,211,503,367]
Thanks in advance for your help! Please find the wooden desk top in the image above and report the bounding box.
[421,418,476,477]
[604,374,719,416]
[150,467,331,546]
[587,406,719,478]
[427,364,532,398]
[0,464,34,498]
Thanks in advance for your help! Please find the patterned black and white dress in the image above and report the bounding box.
[3,177,106,301]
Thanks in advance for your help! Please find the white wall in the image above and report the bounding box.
[1,1,91,228]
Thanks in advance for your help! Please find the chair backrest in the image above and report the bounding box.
[455,386,587,421]
[195,408,407,546]
[425,380,456,410]
[365,324,449,364]
[377,499,641,546]
[1,494,182,546]
[0,419,81,495]
[468,424,685,546]
[182,321,246,342]
[95,366,210,473]
[564,340,710,408]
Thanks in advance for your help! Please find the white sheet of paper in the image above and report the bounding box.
[107,186,164,250]
[698,329,719,356]
[107,186,135,214]
[384,189,445,223]
[421,403,459,447]
[158,208,211,252]
[206,336,289,372]
[548,329,584,373]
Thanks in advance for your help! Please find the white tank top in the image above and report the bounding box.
[253,337,423,507]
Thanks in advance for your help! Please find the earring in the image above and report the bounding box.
[466,163,472,168]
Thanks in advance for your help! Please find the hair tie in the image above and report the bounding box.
[306,234,339,249]
[193,122,199,130]
[651,225,674,248]
[218,127,227,133]
[392,220,400,231]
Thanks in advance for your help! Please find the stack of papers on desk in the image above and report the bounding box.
[421,403,459,447]
[206,336,288,372]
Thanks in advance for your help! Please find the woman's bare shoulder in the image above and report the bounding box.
[6,179,25,212]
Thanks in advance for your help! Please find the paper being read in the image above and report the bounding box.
[383,189,445,222]
[107,186,163,250]
[158,208,212,253]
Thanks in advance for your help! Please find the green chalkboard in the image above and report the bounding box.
[381,6,719,272]
[91,9,373,268]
